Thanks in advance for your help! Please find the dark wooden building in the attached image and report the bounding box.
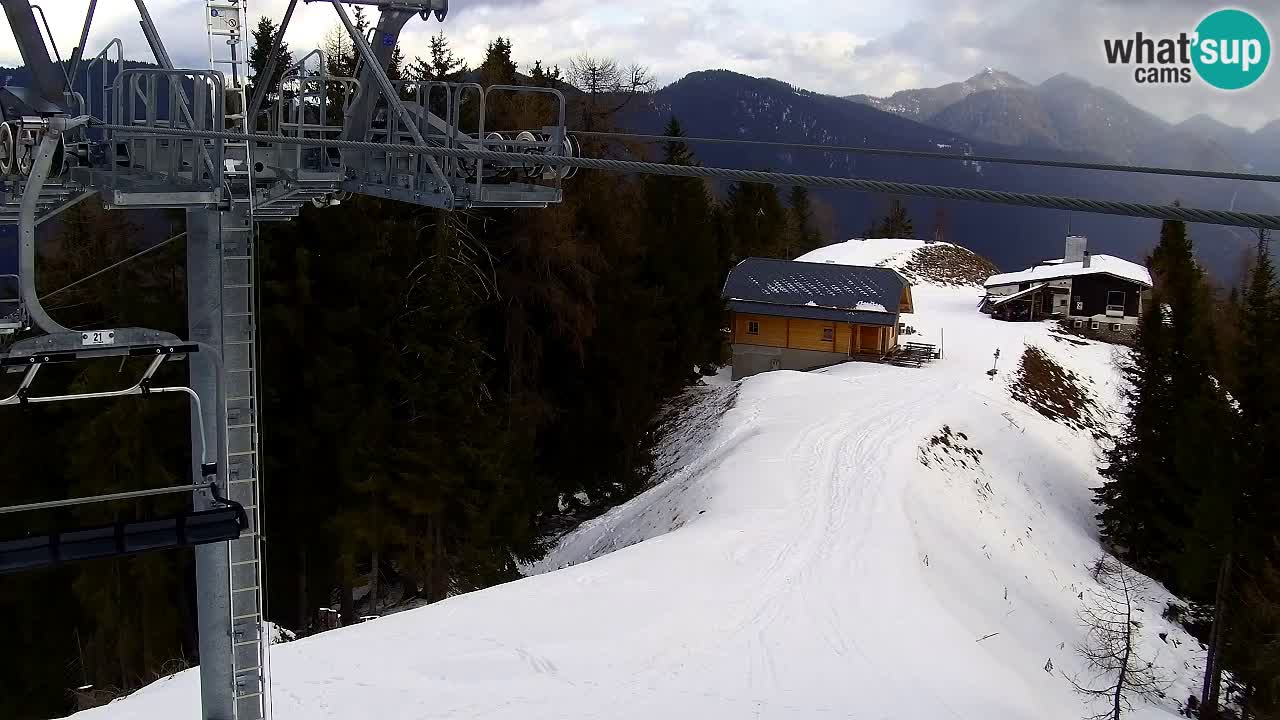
[982,236,1152,338]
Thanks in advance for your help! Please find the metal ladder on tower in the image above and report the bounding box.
[207,2,269,718]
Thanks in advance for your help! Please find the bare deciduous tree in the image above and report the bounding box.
[1066,555,1170,720]
[565,53,653,130]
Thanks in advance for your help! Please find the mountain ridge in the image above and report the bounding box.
[631,69,1270,280]
[843,68,1030,122]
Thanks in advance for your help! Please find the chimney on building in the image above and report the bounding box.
[1065,235,1087,263]
[1082,250,1092,268]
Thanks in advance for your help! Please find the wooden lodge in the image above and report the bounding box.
[722,258,914,380]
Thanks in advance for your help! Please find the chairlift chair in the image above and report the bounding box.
[0,330,248,574]
[0,482,247,575]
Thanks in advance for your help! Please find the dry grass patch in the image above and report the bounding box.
[1009,346,1102,433]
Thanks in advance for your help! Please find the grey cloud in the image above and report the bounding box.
[846,0,1278,129]
[2,0,1275,130]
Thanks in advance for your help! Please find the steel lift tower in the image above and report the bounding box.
[0,1,575,718]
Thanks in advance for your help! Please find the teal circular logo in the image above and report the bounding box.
[1192,9,1270,90]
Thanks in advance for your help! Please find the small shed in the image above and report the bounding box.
[722,257,913,380]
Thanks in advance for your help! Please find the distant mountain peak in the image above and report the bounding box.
[1176,113,1245,135]
[1039,72,1090,89]
[1255,117,1280,138]
[966,68,1027,88]
[844,69,1029,121]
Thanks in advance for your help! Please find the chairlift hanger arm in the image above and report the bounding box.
[329,0,455,202]
[0,0,68,108]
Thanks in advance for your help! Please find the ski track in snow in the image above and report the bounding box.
[77,240,1205,720]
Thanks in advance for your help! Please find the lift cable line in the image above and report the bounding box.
[94,123,1280,230]
[573,130,1280,185]
[39,230,187,300]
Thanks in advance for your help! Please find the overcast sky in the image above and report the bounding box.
[3,0,1277,130]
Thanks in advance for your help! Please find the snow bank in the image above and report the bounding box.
[77,241,1202,720]
[798,237,930,269]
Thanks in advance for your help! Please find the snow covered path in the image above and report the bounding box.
[80,240,1203,720]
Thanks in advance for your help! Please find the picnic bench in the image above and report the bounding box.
[891,341,941,367]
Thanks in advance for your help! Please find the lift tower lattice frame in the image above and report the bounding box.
[0,1,576,718]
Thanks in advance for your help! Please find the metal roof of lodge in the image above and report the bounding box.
[722,258,907,321]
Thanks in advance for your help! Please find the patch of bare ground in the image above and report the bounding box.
[1009,346,1103,433]
[919,424,984,470]
[896,243,999,287]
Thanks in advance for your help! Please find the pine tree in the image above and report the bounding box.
[1233,230,1279,557]
[870,198,914,238]
[1096,288,1174,561]
[248,16,292,114]
[1235,552,1280,718]
[1095,219,1238,598]
[724,180,787,260]
[785,186,821,258]
[528,60,562,88]
[642,116,723,380]
[409,31,468,82]
[1215,233,1280,718]
[388,43,405,81]
[479,37,517,86]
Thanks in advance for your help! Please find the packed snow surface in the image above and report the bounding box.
[80,239,1202,720]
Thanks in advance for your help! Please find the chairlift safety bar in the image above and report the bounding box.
[0,482,219,515]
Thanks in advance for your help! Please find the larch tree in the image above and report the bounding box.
[1066,556,1170,720]
[565,52,653,131]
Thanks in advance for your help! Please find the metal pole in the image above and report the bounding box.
[187,208,234,720]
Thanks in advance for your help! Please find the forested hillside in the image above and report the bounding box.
[0,29,827,719]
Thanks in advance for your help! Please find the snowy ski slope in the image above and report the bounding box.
[78,239,1204,720]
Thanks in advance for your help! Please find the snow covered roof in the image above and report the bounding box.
[722,257,907,320]
[984,254,1152,288]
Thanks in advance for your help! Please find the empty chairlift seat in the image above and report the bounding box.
[0,504,246,575]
